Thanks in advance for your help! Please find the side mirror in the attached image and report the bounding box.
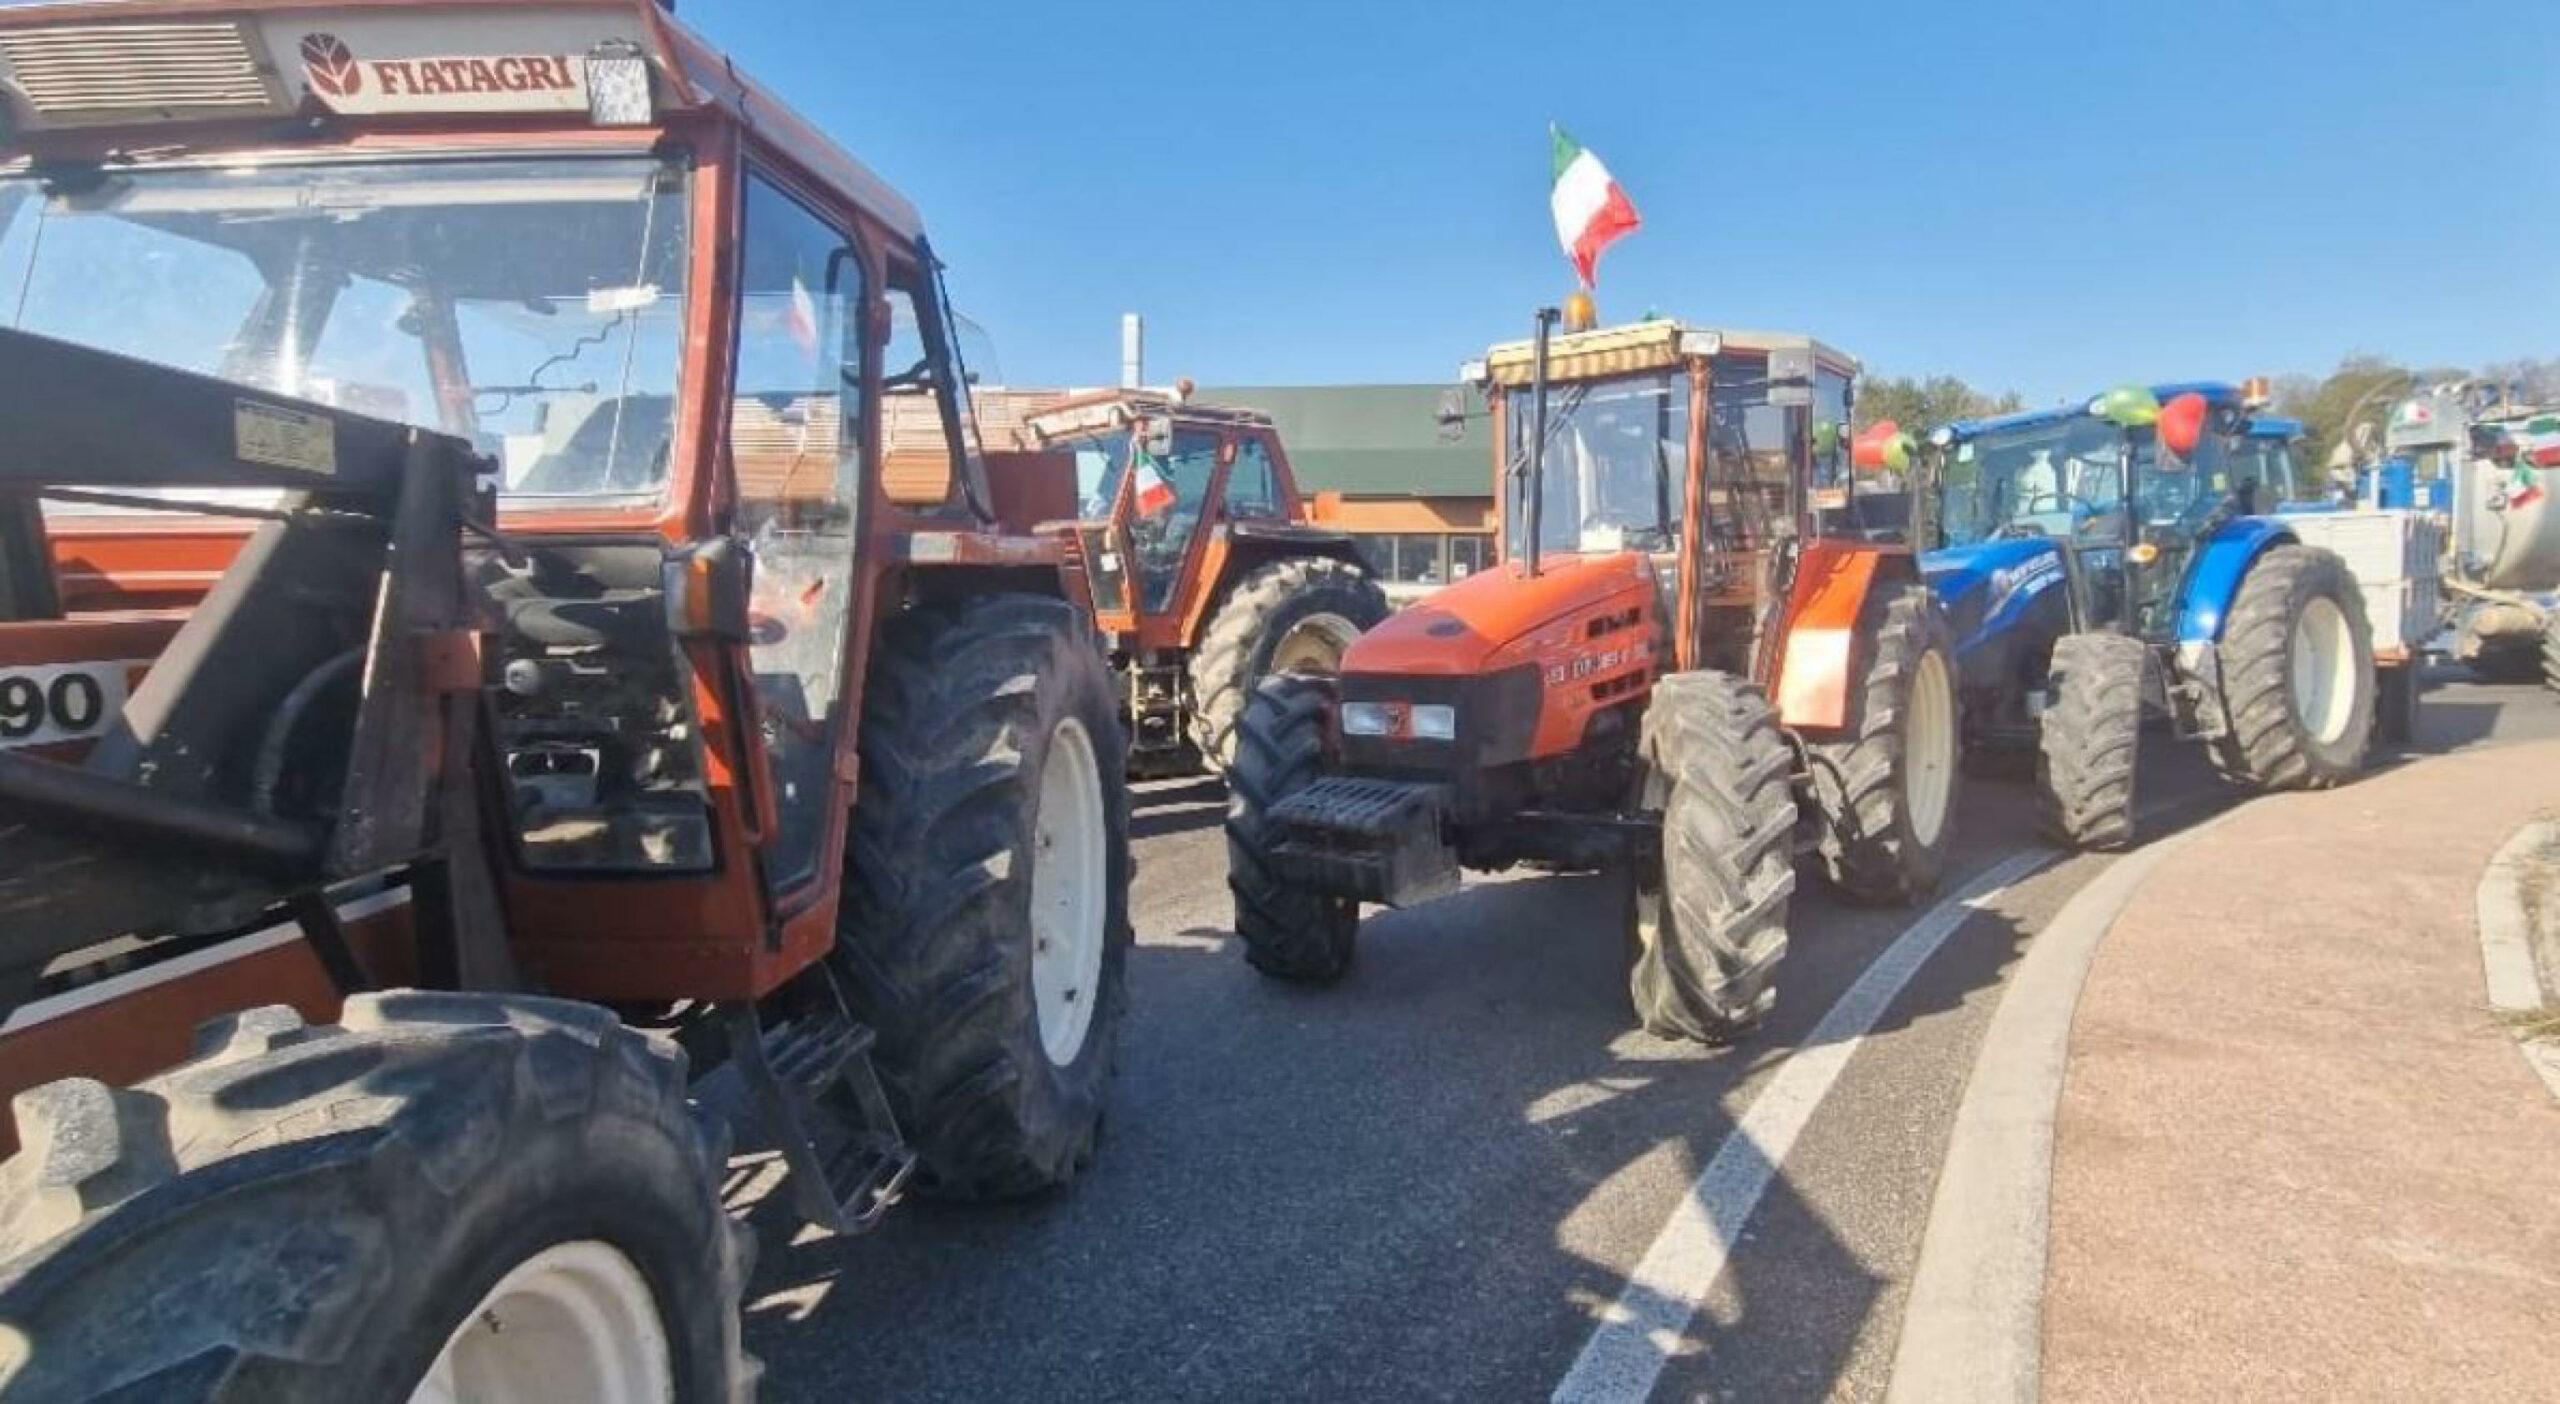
[1141,414,1175,459]
[1435,386,1471,443]
[2158,392,2209,459]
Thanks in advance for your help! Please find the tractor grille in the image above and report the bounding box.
[0,23,283,125]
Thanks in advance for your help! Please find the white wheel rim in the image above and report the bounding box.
[1031,715,1109,1067]
[410,1240,671,1404]
[2289,596,2356,745]
[1905,649,1957,848]
[1269,612,1359,676]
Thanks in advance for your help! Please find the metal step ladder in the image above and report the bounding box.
[725,983,916,1234]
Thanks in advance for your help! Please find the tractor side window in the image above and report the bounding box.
[1134,429,1220,611]
[1225,438,1284,520]
[1706,357,1793,552]
[1812,369,1852,489]
[878,276,981,509]
[1136,430,1223,612]
[729,174,866,894]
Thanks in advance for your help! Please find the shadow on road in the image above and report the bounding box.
[1132,776,1227,842]
[728,677,2555,1401]
[733,857,2033,1400]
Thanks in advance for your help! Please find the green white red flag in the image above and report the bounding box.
[1550,125,1641,288]
[2507,416,2558,508]
[1132,452,1176,516]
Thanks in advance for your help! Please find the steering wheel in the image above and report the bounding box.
[1994,491,2110,540]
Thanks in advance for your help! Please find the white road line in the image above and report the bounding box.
[2476,820,2560,1102]
[1551,848,2058,1404]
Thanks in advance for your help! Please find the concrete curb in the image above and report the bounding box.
[2474,820,2560,1103]
[1883,811,2241,1404]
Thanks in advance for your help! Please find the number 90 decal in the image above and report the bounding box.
[0,662,138,749]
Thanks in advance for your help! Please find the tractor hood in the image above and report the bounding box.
[1344,551,1655,677]
[1922,538,2071,659]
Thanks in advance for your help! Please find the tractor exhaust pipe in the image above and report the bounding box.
[1521,306,1560,578]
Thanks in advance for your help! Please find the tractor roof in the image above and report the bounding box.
[1945,381,2248,441]
[1021,390,1274,445]
[0,0,921,238]
[1468,319,1858,389]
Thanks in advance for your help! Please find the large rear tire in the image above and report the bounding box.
[836,594,1134,1201]
[0,992,749,1403]
[2037,632,2145,851]
[2542,612,2560,695]
[2205,544,2375,790]
[1224,674,1360,983]
[1805,586,1961,905]
[1187,556,1387,774]
[1627,671,1798,1043]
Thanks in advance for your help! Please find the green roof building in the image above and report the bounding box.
[1198,384,1495,594]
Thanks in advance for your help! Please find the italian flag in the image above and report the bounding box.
[2512,417,2559,509]
[1550,125,1641,288]
[1132,451,1176,516]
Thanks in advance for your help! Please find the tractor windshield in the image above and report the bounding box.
[1937,415,2129,548]
[0,154,689,508]
[1063,430,1134,519]
[1506,372,1689,559]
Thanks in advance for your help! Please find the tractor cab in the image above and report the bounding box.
[1423,317,1871,686]
[1023,391,1384,771]
[1028,393,1316,638]
[1923,382,2278,647]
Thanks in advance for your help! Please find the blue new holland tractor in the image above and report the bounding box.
[1912,382,2377,848]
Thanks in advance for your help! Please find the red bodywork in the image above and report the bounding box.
[1344,552,1656,759]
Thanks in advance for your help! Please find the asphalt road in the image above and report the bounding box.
[739,671,2560,1403]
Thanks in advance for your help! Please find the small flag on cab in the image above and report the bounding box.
[1549,124,1641,293]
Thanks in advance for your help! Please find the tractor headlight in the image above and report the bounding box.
[1340,701,1457,741]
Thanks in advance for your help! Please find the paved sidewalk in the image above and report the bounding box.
[2044,739,2560,1400]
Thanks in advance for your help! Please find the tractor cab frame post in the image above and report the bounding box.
[1519,306,1559,580]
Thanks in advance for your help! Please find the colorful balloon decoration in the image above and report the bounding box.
[1852,421,1913,473]
[2090,384,2162,428]
[2157,391,2209,460]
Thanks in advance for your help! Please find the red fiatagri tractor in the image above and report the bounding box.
[0,3,1129,1397]
[1228,314,1962,1040]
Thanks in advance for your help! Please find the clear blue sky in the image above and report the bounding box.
[684,0,2557,402]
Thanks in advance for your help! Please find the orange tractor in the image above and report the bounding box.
[1227,314,1962,1041]
[0,3,1128,1397]
[1021,391,1388,774]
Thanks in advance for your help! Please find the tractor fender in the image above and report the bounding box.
[2174,516,2298,645]
[1771,542,1922,732]
[1176,523,1371,645]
